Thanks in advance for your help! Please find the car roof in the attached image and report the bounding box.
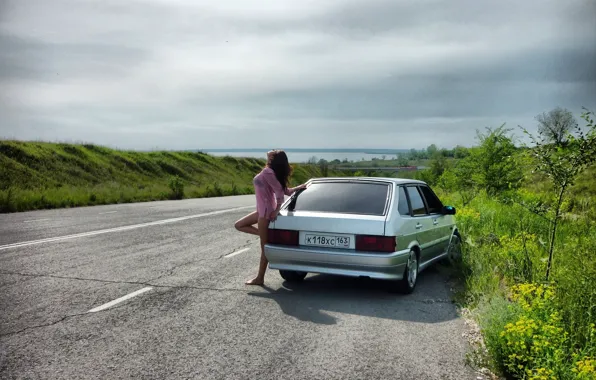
[308,177,427,185]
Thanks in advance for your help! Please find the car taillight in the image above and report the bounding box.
[268,229,299,246]
[355,235,396,253]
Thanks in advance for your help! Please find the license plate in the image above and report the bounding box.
[304,234,350,248]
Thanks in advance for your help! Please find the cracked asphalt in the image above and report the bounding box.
[0,196,479,379]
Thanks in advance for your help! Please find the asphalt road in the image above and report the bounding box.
[1,196,479,380]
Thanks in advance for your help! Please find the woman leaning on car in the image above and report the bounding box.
[234,150,306,285]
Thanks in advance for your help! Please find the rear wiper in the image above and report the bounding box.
[287,187,306,211]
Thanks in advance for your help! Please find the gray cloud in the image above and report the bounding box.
[0,0,595,150]
[0,34,148,82]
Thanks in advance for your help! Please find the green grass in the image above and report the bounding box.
[435,161,596,379]
[0,140,350,212]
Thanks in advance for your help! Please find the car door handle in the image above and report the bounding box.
[433,220,439,225]
[415,223,423,229]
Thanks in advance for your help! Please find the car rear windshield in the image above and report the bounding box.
[288,181,390,216]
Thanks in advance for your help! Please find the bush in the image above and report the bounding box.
[213,182,222,196]
[479,283,595,379]
[429,153,449,183]
[0,187,15,212]
[456,190,596,378]
[168,176,185,200]
[438,126,522,200]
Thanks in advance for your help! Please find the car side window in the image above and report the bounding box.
[398,186,410,215]
[406,186,427,216]
[419,186,443,214]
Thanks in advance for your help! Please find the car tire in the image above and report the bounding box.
[279,270,308,282]
[446,232,462,264]
[389,249,418,294]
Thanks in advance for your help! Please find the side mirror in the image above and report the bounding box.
[442,206,456,215]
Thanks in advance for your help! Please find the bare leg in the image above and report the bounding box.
[246,217,270,285]
[234,211,259,236]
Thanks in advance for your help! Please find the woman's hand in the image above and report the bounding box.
[296,183,308,190]
[269,209,280,221]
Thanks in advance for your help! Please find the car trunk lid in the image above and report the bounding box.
[270,211,387,250]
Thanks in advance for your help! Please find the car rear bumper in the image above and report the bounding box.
[264,244,410,280]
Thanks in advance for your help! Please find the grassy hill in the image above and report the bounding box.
[0,140,347,213]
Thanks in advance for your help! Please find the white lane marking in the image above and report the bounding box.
[0,205,253,251]
[99,211,118,215]
[224,247,250,258]
[88,287,153,313]
[23,219,50,223]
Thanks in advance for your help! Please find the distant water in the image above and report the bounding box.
[202,149,409,163]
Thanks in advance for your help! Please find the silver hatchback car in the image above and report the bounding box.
[264,177,461,293]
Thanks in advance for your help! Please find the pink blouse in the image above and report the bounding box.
[253,167,297,219]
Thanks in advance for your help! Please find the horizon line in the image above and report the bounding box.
[196,148,414,152]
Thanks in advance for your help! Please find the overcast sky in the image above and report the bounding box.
[1,0,595,150]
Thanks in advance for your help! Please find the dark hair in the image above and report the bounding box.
[267,150,292,190]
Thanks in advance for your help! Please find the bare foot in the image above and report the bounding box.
[245,277,264,286]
